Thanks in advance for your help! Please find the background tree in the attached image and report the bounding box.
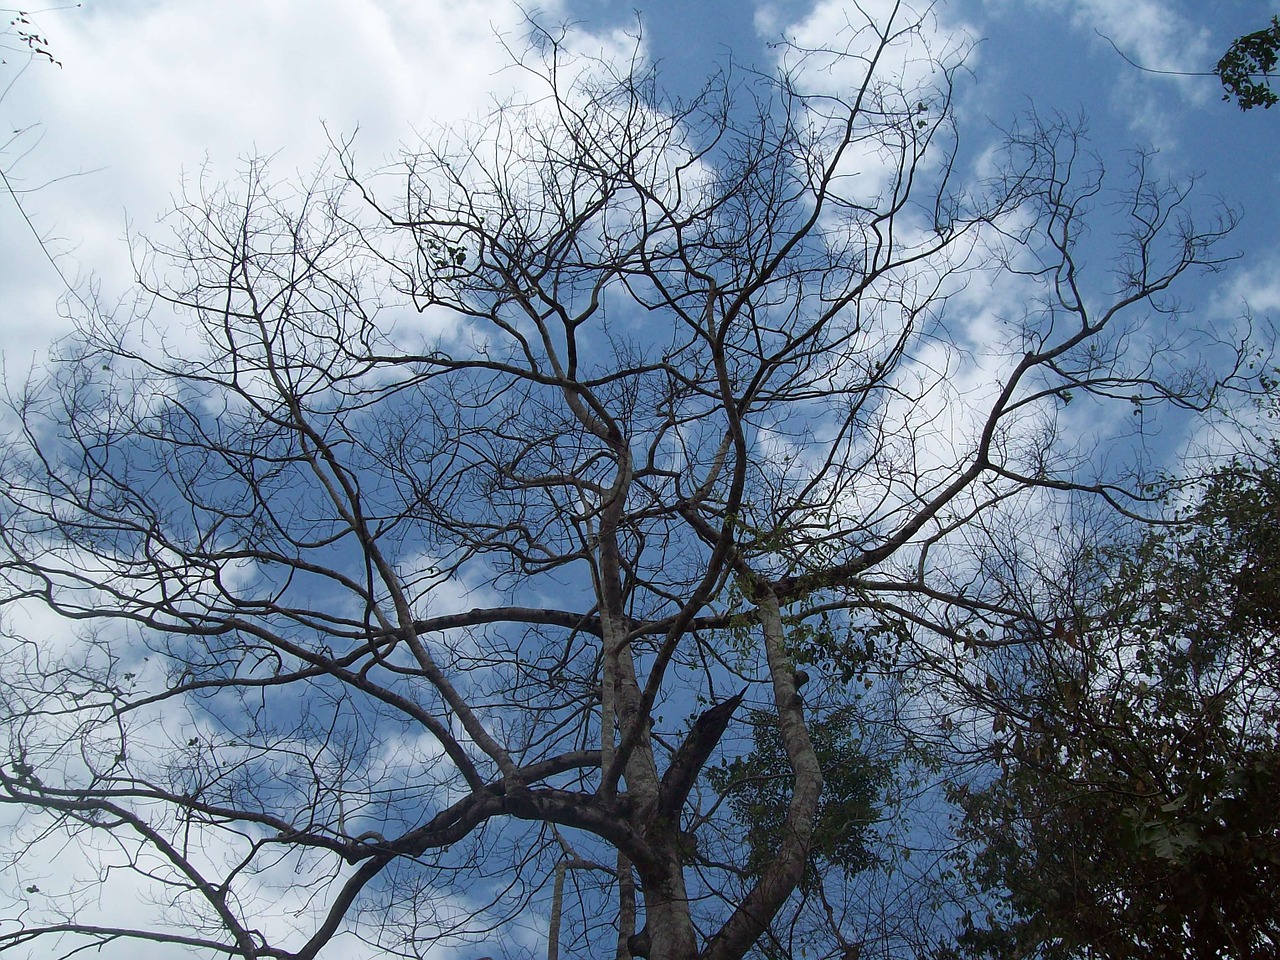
[948,453,1280,959]
[0,8,1247,960]
[1217,16,1280,110]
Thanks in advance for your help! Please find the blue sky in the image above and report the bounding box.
[3,1,1277,363]
[1,2,1278,958]
[3,1,1277,386]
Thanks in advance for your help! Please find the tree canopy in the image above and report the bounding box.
[949,453,1280,959]
[0,8,1255,960]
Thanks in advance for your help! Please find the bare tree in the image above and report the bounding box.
[0,7,1245,960]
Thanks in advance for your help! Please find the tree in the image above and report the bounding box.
[1217,16,1280,110]
[0,8,1247,960]
[949,456,1280,959]
[709,703,889,889]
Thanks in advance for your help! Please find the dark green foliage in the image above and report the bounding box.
[953,747,1280,959]
[709,705,889,888]
[1217,16,1280,110]
[787,610,911,687]
[950,456,1280,959]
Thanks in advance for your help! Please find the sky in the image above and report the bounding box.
[1,1,1278,958]
[3,0,1278,363]
[2,0,1278,375]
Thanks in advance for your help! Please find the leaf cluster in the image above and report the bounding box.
[1217,16,1280,110]
[787,611,910,688]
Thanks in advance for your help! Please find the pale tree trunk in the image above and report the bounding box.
[548,859,567,960]
[640,850,698,960]
[597,527,698,960]
[615,852,635,960]
[702,585,823,960]
[612,633,698,959]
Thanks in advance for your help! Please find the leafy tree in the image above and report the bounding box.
[709,703,889,887]
[0,9,1247,960]
[1217,16,1280,110]
[950,457,1280,959]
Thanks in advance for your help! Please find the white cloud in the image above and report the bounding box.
[0,605,477,960]
[1002,0,1215,143]
[1220,254,1280,318]
[0,805,399,959]
[763,0,976,201]
[1,0,581,358]
[1065,0,1212,87]
[771,0,975,88]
